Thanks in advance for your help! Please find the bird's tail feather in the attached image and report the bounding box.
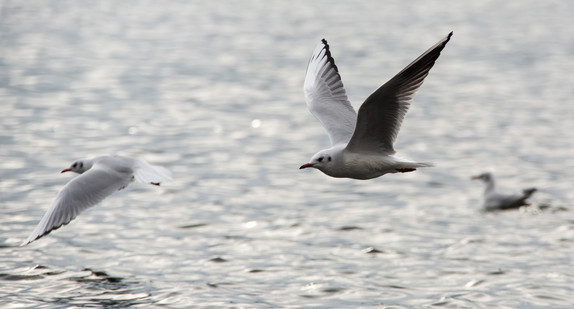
[401,161,434,168]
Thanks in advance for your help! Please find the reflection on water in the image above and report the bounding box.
[1,0,574,308]
[0,265,152,308]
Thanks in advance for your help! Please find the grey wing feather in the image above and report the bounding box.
[346,32,452,154]
[485,188,536,210]
[22,166,132,245]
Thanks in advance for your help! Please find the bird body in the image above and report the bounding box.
[308,146,432,179]
[22,155,171,245]
[300,32,452,179]
[472,172,537,211]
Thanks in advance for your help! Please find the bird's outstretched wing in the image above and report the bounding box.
[132,159,173,185]
[22,164,133,246]
[346,32,452,154]
[304,39,357,146]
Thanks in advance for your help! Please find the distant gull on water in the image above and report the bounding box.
[472,172,537,211]
[22,155,172,246]
[299,32,452,179]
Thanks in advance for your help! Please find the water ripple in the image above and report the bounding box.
[1,0,574,308]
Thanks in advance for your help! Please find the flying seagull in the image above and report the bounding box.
[300,32,452,179]
[22,155,172,245]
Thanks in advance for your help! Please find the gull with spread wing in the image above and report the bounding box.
[22,155,172,245]
[300,32,452,179]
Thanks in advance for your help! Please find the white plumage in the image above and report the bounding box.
[22,155,172,245]
[300,32,452,179]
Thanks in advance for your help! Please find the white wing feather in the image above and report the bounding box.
[133,159,173,185]
[304,39,357,146]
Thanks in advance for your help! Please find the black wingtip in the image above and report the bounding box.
[446,31,453,42]
[523,187,537,195]
[436,32,453,51]
[21,223,63,246]
[319,38,340,74]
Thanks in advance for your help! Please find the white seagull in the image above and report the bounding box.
[22,155,172,246]
[299,32,452,179]
[472,172,537,211]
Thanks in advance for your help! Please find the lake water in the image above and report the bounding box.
[1,1,573,308]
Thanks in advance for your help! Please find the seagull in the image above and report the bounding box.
[299,32,452,180]
[22,155,172,246]
[472,172,537,211]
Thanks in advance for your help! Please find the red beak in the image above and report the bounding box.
[299,163,314,169]
[471,175,480,180]
[61,168,71,173]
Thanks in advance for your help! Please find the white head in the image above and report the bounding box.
[61,158,95,174]
[471,172,494,183]
[300,150,335,173]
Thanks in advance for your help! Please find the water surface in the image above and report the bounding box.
[1,1,573,308]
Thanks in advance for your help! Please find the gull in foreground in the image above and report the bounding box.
[22,155,172,246]
[299,32,452,179]
[472,172,537,211]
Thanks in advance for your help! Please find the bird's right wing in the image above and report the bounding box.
[22,165,132,246]
[133,159,172,185]
[304,39,357,146]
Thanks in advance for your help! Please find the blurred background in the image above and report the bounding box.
[1,0,573,308]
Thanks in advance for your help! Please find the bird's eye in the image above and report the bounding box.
[318,157,323,162]
[328,157,332,162]
[72,163,77,168]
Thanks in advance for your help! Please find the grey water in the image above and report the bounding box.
[1,1,573,308]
